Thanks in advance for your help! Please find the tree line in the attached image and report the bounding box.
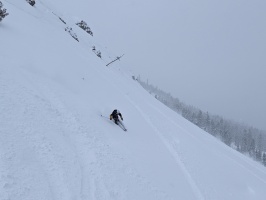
[137,77,266,166]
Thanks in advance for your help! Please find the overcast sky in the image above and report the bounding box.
[59,0,266,130]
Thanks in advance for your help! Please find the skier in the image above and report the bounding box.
[110,109,123,125]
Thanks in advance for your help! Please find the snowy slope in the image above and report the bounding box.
[1,1,266,200]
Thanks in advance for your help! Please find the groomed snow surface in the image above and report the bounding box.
[1,1,266,200]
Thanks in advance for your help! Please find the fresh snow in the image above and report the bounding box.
[1,1,266,200]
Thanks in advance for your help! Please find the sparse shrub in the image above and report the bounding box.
[91,46,102,58]
[0,1,9,22]
[65,27,79,42]
[96,51,101,58]
[76,20,93,36]
[26,0,35,6]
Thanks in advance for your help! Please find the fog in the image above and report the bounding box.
[58,0,266,130]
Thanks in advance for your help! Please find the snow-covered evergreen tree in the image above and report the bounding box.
[76,20,93,36]
[255,150,262,161]
[263,153,266,166]
[0,1,8,22]
[26,0,35,6]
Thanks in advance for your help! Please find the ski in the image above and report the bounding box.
[118,121,127,132]
[101,114,127,131]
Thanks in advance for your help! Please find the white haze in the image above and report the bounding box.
[55,0,266,130]
[1,1,266,200]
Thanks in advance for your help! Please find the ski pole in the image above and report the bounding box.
[101,114,109,119]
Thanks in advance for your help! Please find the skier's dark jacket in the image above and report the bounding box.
[110,109,123,122]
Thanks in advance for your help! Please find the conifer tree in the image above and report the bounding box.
[255,150,262,161]
[26,0,35,6]
[76,20,93,36]
[263,153,266,166]
[0,1,9,22]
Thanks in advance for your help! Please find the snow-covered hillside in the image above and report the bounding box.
[1,1,266,200]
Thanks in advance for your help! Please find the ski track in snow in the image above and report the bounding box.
[2,1,266,199]
[149,103,266,186]
[126,95,206,200]
[0,67,92,199]
[0,64,169,200]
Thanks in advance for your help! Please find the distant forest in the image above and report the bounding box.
[136,77,266,167]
